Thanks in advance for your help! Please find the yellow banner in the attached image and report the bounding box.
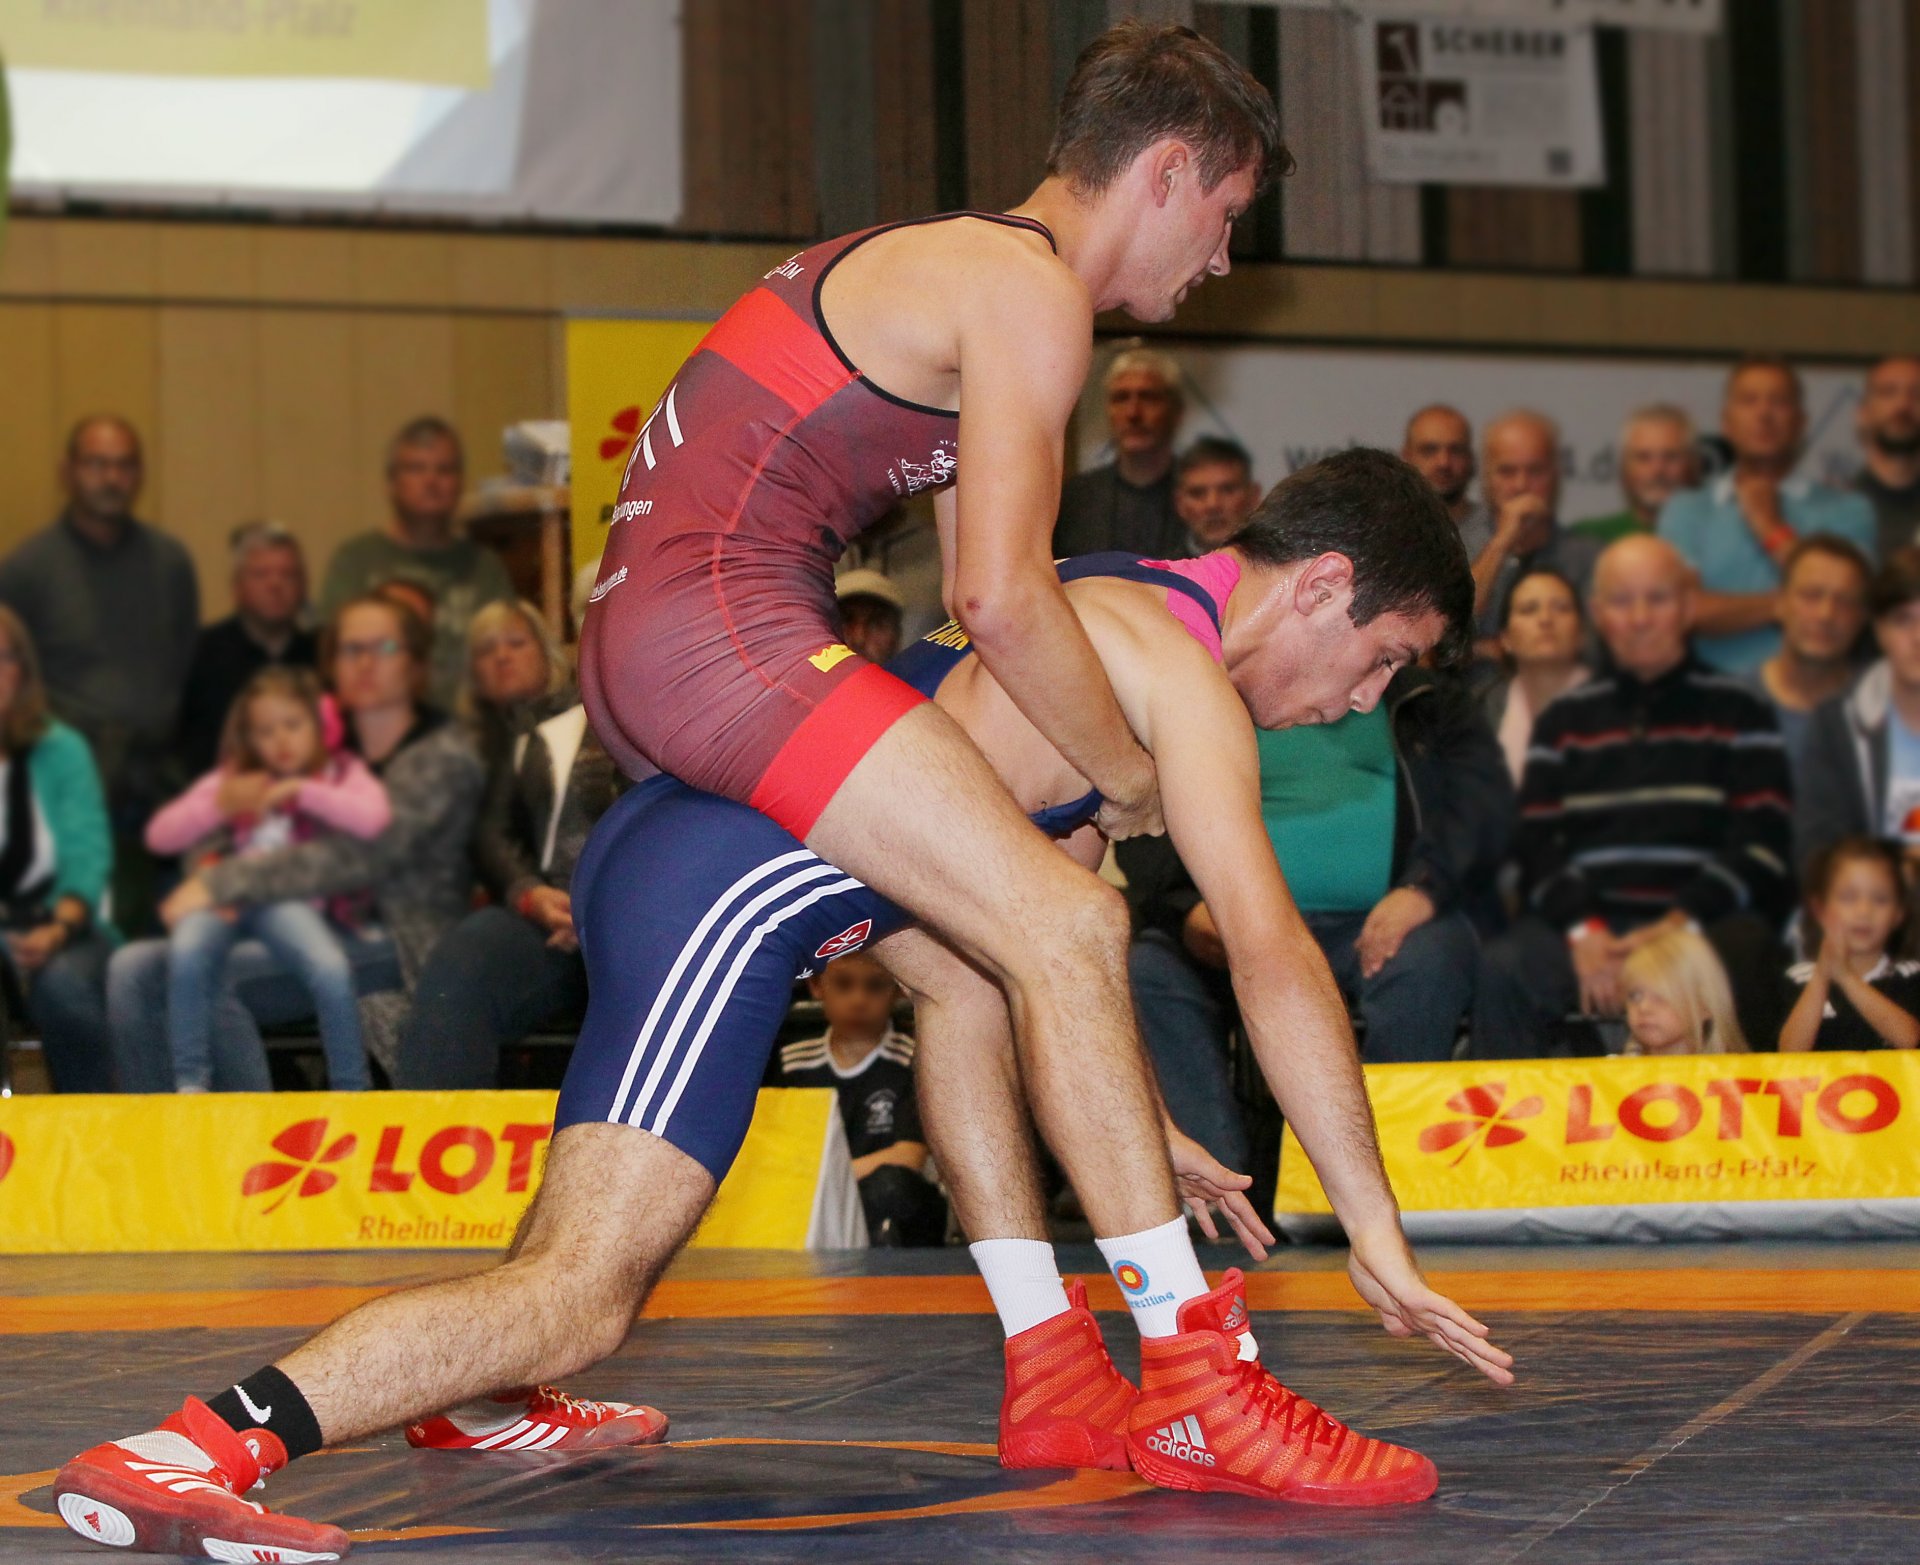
[1278,1053,1920,1230]
[0,0,490,87]
[566,317,711,579]
[0,1088,839,1254]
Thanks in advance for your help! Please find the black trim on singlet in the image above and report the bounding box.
[1055,551,1226,635]
[810,211,1061,419]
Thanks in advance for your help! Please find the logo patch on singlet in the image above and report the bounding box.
[808,643,856,673]
[815,919,874,959]
[588,567,628,603]
[888,442,956,496]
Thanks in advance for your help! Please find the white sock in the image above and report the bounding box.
[970,1238,1072,1338]
[1097,1216,1226,1344]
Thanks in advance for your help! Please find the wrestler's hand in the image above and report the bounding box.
[1166,1123,1274,1261]
[1095,751,1163,840]
[1347,1227,1514,1386]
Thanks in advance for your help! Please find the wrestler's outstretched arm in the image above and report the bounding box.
[1142,658,1517,1387]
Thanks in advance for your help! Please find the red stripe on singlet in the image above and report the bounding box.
[749,664,926,839]
[699,287,856,416]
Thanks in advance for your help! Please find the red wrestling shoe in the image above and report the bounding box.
[53,1395,351,1560]
[1127,1270,1438,1506]
[999,1279,1137,1471]
[406,1386,668,1452]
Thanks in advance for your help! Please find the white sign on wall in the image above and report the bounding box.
[1358,16,1606,186]
[1075,341,1867,528]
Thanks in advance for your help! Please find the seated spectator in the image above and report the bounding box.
[0,414,199,935]
[1658,357,1877,675]
[834,569,906,665]
[1569,404,1699,547]
[1621,929,1748,1056]
[0,606,117,1092]
[176,522,319,779]
[1402,404,1490,560]
[1796,548,1920,869]
[1119,829,1245,1171]
[773,952,947,1247]
[108,595,484,1090]
[1853,355,1920,560]
[1748,536,1871,783]
[1781,837,1920,1051]
[1172,436,1261,553]
[460,598,573,768]
[397,605,618,1088]
[1257,665,1511,1063]
[319,416,514,708]
[1482,567,1590,787]
[1052,345,1187,558]
[1468,410,1601,647]
[144,670,389,1092]
[1471,536,1793,1058]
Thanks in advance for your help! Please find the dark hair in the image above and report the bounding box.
[1804,836,1914,958]
[1497,566,1584,633]
[1229,447,1473,667]
[1782,532,1871,590]
[386,414,463,473]
[1176,436,1253,484]
[65,413,141,464]
[1870,546,1920,619]
[1726,354,1804,407]
[1048,22,1291,197]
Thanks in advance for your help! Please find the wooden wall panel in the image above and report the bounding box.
[255,310,360,585]
[1856,0,1915,286]
[1446,190,1584,272]
[872,0,940,221]
[962,0,1054,211]
[51,307,161,503]
[347,314,458,535]
[452,316,561,475]
[1802,0,1864,283]
[154,307,264,598]
[0,306,61,550]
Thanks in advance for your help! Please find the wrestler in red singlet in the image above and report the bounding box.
[580,211,1056,839]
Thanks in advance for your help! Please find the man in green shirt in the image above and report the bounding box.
[1570,402,1699,547]
[318,417,514,707]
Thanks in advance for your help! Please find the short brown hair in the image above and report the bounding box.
[0,605,52,753]
[1871,546,1920,619]
[323,592,435,697]
[1048,23,1289,197]
[1726,354,1804,407]
[1782,532,1871,591]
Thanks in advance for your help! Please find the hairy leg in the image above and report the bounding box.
[808,704,1177,1236]
[873,926,1048,1242]
[279,1124,713,1443]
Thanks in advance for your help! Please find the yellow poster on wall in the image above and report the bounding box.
[0,0,491,87]
[1276,1052,1920,1241]
[0,1089,844,1254]
[566,318,711,580]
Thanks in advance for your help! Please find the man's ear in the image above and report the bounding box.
[1293,552,1357,615]
[1147,141,1191,209]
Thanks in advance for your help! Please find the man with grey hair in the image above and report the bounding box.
[1570,404,1700,546]
[319,415,514,706]
[1053,344,1190,558]
[1468,408,1601,642]
[175,521,319,776]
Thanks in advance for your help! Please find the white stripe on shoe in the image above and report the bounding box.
[471,1420,535,1451]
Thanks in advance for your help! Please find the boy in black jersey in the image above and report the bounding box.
[775,952,948,1245]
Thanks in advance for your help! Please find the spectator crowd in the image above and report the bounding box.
[6,348,1920,1239]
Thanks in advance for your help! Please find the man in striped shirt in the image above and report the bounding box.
[1471,535,1794,1057]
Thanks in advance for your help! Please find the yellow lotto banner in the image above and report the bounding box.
[566,318,712,579]
[0,0,490,86]
[1277,1052,1920,1242]
[0,1088,843,1254]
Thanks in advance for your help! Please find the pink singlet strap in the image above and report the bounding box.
[1137,554,1243,664]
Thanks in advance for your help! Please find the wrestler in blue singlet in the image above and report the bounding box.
[554,555,1224,1183]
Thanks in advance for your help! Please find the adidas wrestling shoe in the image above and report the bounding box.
[53,1395,351,1560]
[999,1279,1137,1471]
[1127,1270,1438,1506]
[406,1386,668,1452]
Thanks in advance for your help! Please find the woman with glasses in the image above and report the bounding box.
[106,591,485,1090]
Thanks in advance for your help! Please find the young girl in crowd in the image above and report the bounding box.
[1781,837,1920,1052]
[145,669,391,1091]
[1620,928,1749,1056]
